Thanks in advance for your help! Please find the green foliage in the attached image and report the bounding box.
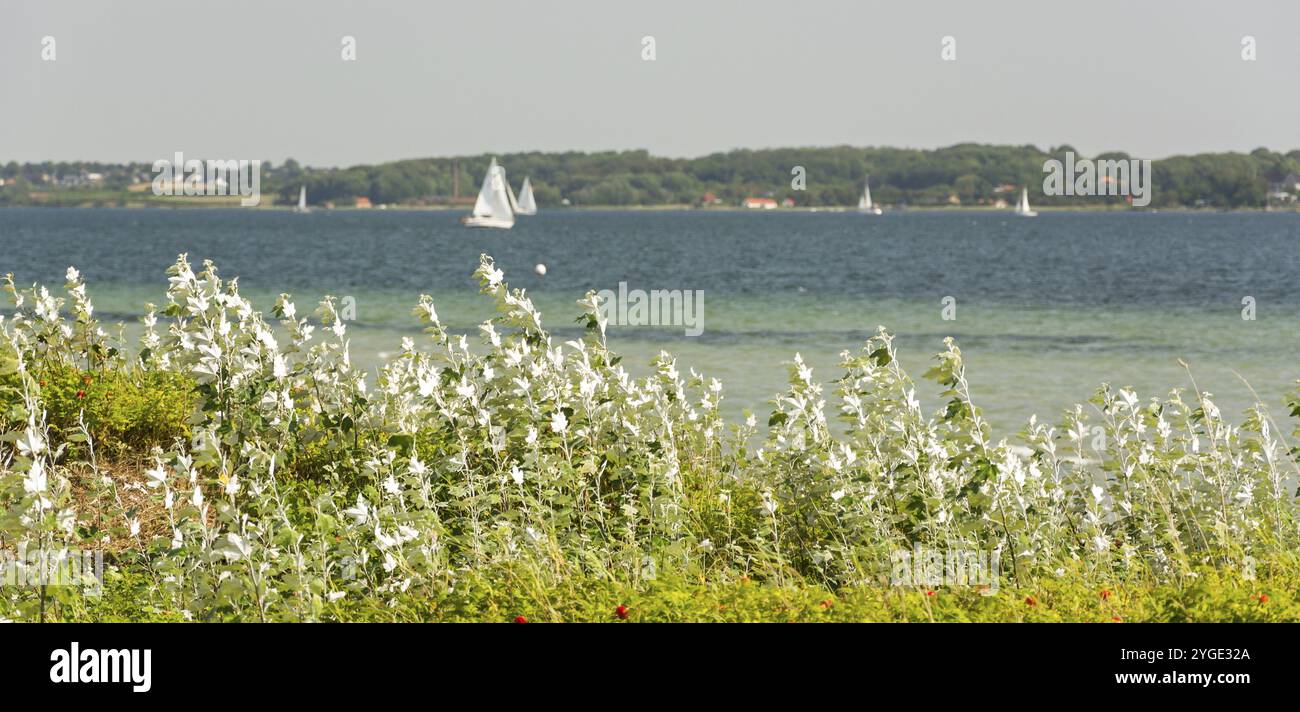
[60,560,1297,623]
[35,365,193,455]
[275,145,1299,208]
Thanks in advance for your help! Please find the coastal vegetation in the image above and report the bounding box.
[1,256,1296,622]
[3,144,1299,209]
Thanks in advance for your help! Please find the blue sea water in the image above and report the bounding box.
[3,207,1299,433]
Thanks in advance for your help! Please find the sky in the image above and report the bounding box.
[2,0,1298,166]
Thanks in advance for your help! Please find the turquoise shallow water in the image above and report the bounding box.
[3,207,1299,434]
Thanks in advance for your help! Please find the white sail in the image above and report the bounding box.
[490,166,515,221]
[1015,187,1037,217]
[516,177,537,215]
[471,159,497,217]
[296,186,308,212]
[503,167,520,214]
[858,176,882,214]
[465,158,515,228]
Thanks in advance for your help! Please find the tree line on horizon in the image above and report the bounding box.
[3,144,1299,208]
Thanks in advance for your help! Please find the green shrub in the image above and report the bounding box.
[318,561,1300,623]
[36,364,194,455]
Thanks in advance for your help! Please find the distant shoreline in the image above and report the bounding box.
[1,202,1296,214]
[7,144,1299,213]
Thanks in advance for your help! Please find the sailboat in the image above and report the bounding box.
[461,158,515,229]
[295,186,309,213]
[1014,187,1038,217]
[858,177,882,215]
[515,177,537,216]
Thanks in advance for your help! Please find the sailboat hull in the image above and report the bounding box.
[461,215,514,229]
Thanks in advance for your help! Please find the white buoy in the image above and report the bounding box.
[534,263,547,276]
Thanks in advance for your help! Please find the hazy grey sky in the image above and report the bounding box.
[3,0,1297,166]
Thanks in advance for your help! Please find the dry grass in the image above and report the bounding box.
[64,454,200,554]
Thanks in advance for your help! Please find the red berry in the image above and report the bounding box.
[76,390,86,399]
[1100,589,1112,600]
[1024,596,1037,606]
[513,615,527,623]
[925,590,936,597]
[1256,593,1269,604]
[615,605,629,620]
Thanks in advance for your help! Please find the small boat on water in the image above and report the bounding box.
[858,177,882,215]
[461,158,515,229]
[515,177,537,216]
[1015,187,1038,217]
[295,186,310,213]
